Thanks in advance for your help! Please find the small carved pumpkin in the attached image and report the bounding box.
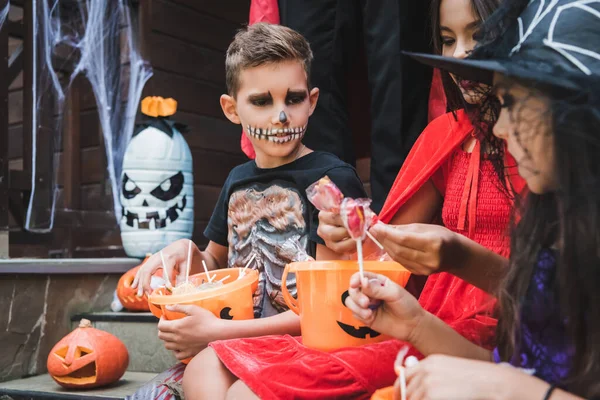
[47,319,129,389]
[116,256,165,311]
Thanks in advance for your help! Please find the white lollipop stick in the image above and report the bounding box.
[217,274,231,284]
[357,238,365,280]
[366,231,384,250]
[159,250,172,288]
[186,240,192,284]
[399,367,407,400]
[202,260,215,282]
[239,253,256,279]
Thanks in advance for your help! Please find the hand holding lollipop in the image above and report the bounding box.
[307,176,383,252]
[306,176,344,212]
[340,197,371,279]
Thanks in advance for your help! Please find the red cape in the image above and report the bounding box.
[378,109,525,352]
[379,110,525,223]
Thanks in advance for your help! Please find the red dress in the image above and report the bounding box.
[207,111,526,400]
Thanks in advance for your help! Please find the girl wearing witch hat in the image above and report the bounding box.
[347,0,600,397]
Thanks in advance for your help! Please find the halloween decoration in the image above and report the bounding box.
[281,260,410,351]
[120,96,194,258]
[116,256,166,311]
[148,267,259,364]
[47,319,129,389]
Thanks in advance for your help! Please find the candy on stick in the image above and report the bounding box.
[238,253,256,279]
[202,260,216,282]
[307,176,384,251]
[277,236,315,262]
[393,346,419,400]
[340,198,370,279]
[306,176,344,212]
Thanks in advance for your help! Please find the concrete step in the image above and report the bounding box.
[71,312,178,374]
[0,371,155,399]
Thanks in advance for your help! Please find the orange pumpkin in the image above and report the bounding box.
[47,319,129,389]
[116,256,165,311]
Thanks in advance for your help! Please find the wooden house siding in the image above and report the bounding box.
[4,0,250,258]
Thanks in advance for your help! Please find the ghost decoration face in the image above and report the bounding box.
[120,119,194,258]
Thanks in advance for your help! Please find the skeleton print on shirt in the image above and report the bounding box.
[227,182,308,317]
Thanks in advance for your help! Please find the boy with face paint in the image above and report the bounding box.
[130,22,367,400]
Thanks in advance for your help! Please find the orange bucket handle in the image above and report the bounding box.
[281,264,299,315]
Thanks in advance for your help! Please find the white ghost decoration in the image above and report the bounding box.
[119,119,194,258]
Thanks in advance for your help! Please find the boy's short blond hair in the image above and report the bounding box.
[225,22,313,97]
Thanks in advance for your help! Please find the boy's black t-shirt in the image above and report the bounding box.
[204,151,367,317]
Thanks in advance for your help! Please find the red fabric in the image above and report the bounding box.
[240,0,280,159]
[211,336,400,400]
[211,111,527,400]
[428,69,447,122]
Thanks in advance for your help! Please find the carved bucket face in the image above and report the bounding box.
[337,290,381,339]
[281,261,411,351]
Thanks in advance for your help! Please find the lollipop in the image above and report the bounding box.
[277,237,315,262]
[306,176,344,212]
[394,346,419,400]
[307,176,384,253]
[340,198,371,279]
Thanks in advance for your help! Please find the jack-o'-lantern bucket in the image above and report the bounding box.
[147,267,259,363]
[282,260,410,351]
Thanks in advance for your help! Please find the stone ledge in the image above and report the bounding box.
[0,258,140,274]
[0,371,156,399]
[71,312,159,323]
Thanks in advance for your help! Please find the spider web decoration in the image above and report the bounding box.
[25,0,152,232]
[510,0,600,75]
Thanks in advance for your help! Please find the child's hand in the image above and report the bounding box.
[132,239,202,295]
[404,355,521,399]
[345,271,426,342]
[369,223,469,276]
[317,210,356,254]
[157,304,224,361]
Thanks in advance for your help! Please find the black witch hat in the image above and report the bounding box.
[406,0,600,93]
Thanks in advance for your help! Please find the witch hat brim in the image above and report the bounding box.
[404,51,580,91]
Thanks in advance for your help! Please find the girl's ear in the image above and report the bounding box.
[308,87,320,116]
[220,94,240,124]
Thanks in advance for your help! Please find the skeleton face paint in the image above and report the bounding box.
[279,110,288,123]
[120,123,194,258]
[246,124,307,144]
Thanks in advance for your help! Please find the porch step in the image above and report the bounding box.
[0,371,155,399]
[71,312,178,374]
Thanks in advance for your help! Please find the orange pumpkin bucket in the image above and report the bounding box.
[148,267,258,321]
[147,267,259,363]
[281,260,410,351]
